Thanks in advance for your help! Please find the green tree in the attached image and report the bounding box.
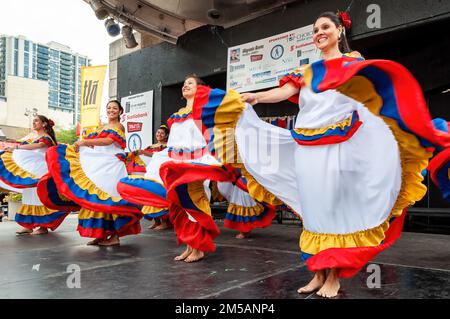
[55,127,78,144]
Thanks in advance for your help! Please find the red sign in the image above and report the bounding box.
[251,54,263,62]
[127,122,143,133]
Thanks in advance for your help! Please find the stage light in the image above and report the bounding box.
[89,0,109,20]
[105,18,121,37]
[207,9,221,20]
[121,26,139,49]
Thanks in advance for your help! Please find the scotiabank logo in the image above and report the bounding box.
[250,54,263,62]
[127,122,143,133]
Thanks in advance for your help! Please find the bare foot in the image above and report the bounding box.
[184,249,204,263]
[154,222,170,231]
[98,235,120,246]
[174,246,193,261]
[316,269,340,298]
[235,232,250,239]
[148,220,161,229]
[16,228,33,235]
[297,270,326,294]
[86,238,102,245]
[31,227,49,235]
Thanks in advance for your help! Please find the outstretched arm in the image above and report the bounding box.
[73,137,114,152]
[140,150,155,157]
[241,81,299,105]
[4,142,47,152]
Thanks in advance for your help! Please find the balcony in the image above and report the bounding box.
[60,77,72,84]
[60,59,72,67]
[36,59,49,67]
[37,69,49,76]
[60,69,72,76]
[37,49,49,55]
[60,54,72,61]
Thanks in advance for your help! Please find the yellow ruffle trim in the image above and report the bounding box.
[78,208,116,221]
[171,107,192,119]
[64,145,124,203]
[18,204,58,216]
[301,219,392,255]
[292,112,355,137]
[300,77,432,255]
[142,205,169,214]
[97,126,126,140]
[187,180,212,216]
[228,202,264,217]
[0,152,39,180]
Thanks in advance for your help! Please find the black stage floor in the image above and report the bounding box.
[0,215,449,299]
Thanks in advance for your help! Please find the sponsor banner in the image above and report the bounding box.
[127,122,143,133]
[227,24,321,92]
[80,65,107,129]
[120,90,153,152]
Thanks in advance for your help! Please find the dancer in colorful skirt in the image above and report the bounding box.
[124,124,171,230]
[193,11,450,297]
[118,74,280,262]
[41,100,143,246]
[0,115,69,235]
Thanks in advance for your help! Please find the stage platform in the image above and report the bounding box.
[0,214,449,299]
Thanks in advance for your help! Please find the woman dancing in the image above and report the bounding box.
[125,124,171,230]
[0,116,68,235]
[42,100,143,246]
[192,11,449,297]
[118,74,280,262]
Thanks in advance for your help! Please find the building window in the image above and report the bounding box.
[24,52,30,78]
[14,50,18,76]
[24,40,29,52]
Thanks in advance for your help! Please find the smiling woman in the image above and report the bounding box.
[41,100,143,246]
[313,11,354,58]
[117,74,280,263]
[235,10,450,298]
[0,115,69,235]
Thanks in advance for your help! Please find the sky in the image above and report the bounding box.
[0,0,121,121]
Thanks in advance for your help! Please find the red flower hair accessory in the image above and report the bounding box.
[48,119,55,128]
[337,11,352,30]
